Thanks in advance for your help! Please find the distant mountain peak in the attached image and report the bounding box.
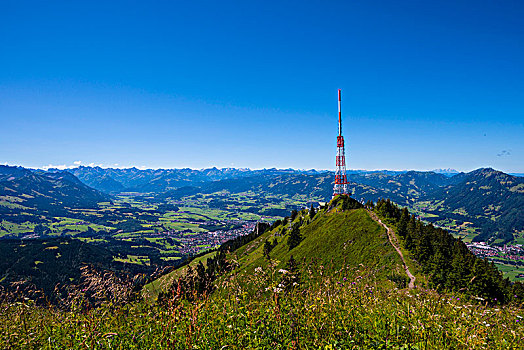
[431,168,459,174]
[469,167,503,177]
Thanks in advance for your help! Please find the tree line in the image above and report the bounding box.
[374,198,524,303]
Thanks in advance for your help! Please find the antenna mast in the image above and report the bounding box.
[333,89,349,197]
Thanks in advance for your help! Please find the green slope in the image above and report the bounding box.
[143,203,410,302]
[142,250,217,301]
[232,208,408,284]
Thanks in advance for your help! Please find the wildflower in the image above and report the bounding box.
[343,277,347,281]
[255,267,263,273]
[278,269,288,274]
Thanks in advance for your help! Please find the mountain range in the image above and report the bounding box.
[0,165,110,223]
[1,164,523,243]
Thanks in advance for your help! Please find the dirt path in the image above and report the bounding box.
[368,211,416,289]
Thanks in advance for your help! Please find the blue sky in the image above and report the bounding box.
[1,0,523,172]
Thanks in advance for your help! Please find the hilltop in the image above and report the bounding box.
[227,200,406,282]
[145,195,409,302]
[156,195,522,303]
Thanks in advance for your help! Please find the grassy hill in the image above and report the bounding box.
[142,203,408,303]
[232,207,407,283]
[141,250,217,302]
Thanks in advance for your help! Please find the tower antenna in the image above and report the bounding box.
[338,89,342,136]
[333,89,349,197]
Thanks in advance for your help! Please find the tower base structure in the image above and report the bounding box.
[333,135,348,197]
[333,89,349,197]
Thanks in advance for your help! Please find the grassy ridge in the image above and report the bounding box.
[231,208,407,285]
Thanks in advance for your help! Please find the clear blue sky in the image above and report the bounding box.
[1,0,523,172]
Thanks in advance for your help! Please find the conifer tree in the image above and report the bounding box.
[405,215,417,250]
[373,197,523,303]
[397,207,409,237]
[196,261,207,295]
[416,230,433,266]
[428,250,448,289]
[263,239,272,260]
[287,223,302,250]
[309,204,316,219]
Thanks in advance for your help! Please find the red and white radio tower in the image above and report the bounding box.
[333,89,349,197]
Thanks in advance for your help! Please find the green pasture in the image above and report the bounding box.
[493,262,524,282]
[114,255,150,266]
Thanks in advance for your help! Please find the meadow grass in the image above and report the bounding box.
[1,261,523,349]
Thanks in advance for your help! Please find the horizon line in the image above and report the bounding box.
[2,162,523,175]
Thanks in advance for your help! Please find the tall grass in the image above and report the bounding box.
[1,260,522,349]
